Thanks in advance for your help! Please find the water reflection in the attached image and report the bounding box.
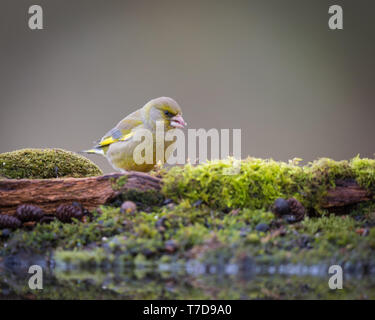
[1,255,374,299]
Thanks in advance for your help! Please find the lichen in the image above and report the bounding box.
[0,148,102,179]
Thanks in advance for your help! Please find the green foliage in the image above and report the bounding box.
[0,148,102,179]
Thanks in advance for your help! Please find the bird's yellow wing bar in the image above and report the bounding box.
[99,129,134,147]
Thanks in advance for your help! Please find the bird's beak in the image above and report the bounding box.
[170,114,187,128]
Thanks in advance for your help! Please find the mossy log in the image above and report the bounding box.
[321,179,373,209]
[0,174,372,215]
[0,172,161,215]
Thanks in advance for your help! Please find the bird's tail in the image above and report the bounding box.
[81,147,105,156]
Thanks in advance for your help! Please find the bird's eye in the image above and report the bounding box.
[164,110,173,117]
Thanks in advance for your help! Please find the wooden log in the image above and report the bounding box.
[0,174,373,215]
[320,179,373,209]
[0,172,161,215]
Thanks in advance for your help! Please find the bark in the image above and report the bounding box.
[0,172,161,215]
[320,179,373,209]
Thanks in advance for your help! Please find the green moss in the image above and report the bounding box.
[246,233,260,244]
[302,215,359,247]
[162,156,375,213]
[0,148,102,179]
[3,207,124,254]
[111,175,128,191]
[351,156,375,191]
[163,157,307,210]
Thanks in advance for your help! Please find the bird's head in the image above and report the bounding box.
[144,97,187,130]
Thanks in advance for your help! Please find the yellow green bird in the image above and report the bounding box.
[83,97,187,172]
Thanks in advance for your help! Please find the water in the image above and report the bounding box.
[1,255,374,299]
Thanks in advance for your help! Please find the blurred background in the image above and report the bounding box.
[1,0,374,173]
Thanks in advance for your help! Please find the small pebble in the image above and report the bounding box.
[229,209,240,216]
[165,240,178,253]
[272,198,290,216]
[240,227,250,237]
[283,215,297,224]
[163,199,174,205]
[120,201,137,214]
[1,229,11,238]
[255,223,269,232]
[156,217,167,232]
[166,203,175,210]
[142,248,154,257]
[222,207,231,214]
[192,199,203,207]
[298,234,313,249]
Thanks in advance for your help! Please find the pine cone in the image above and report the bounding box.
[287,198,305,222]
[0,215,22,229]
[55,202,87,223]
[15,204,45,222]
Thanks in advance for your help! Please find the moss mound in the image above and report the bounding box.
[162,156,375,212]
[0,148,102,179]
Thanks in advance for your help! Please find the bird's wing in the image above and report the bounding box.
[97,109,143,148]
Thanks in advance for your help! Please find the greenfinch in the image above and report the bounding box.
[84,97,186,172]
